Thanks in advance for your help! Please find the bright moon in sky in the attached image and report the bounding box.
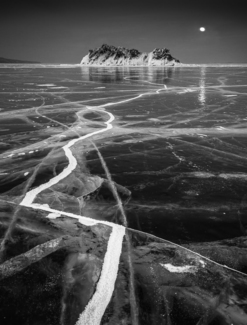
[200,27,206,32]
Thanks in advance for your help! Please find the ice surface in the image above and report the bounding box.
[1,65,247,324]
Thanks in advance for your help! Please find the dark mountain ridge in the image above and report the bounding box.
[0,57,40,64]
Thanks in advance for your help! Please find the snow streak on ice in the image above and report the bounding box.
[76,225,125,325]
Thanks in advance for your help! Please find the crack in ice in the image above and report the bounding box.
[18,86,166,325]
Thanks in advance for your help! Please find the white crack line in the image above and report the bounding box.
[76,224,125,325]
[16,88,161,323]
[20,108,115,207]
[19,86,167,325]
[19,106,125,325]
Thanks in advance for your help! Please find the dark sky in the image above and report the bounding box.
[0,0,246,63]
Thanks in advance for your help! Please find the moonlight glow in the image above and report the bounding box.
[200,27,206,32]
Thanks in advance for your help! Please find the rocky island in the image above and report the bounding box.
[80,44,180,66]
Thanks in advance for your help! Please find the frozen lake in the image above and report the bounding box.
[1,65,247,241]
[0,65,247,324]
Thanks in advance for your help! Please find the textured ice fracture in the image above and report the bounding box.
[18,85,167,324]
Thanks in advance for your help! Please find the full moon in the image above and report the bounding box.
[200,27,206,32]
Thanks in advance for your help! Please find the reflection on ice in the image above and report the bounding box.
[198,66,206,105]
[81,65,175,86]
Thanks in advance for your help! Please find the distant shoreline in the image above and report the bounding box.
[1,63,247,68]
